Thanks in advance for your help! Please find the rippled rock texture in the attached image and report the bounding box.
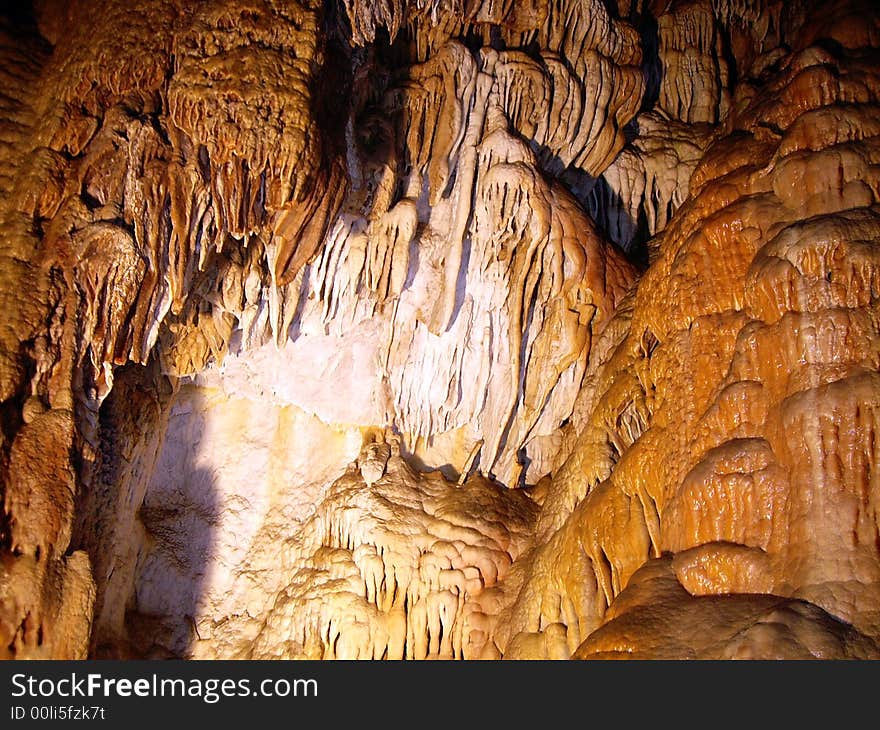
[1,0,880,659]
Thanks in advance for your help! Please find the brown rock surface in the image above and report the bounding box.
[1,0,879,660]
[573,557,880,659]
[501,0,880,657]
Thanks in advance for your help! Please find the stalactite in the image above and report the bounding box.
[1,0,880,661]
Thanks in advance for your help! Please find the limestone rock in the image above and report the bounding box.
[1,0,880,662]
[250,453,538,660]
[503,3,880,656]
[573,558,880,659]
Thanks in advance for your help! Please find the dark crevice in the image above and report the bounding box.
[716,16,739,91]
[637,10,661,113]
[0,1,39,33]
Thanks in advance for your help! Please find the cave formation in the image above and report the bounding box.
[2,0,880,661]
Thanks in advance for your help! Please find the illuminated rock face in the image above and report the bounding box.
[1,0,880,659]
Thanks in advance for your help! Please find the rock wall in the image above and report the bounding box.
[1,0,879,659]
